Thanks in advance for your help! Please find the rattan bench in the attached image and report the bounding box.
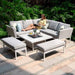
[37,39,65,61]
[1,37,27,59]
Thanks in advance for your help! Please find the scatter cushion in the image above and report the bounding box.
[22,20,27,29]
[56,22,70,31]
[59,22,70,29]
[16,23,22,32]
[33,19,40,24]
[10,20,23,31]
[42,22,50,29]
[48,20,59,30]
[56,23,64,31]
[59,25,64,30]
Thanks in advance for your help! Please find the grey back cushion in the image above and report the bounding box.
[10,20,24,31]
[59,22,70,28]
[48,20,59,30]
[56,22,70,31]
[23,19,33,29]
[32,19,40,24]
[46,19,51,24]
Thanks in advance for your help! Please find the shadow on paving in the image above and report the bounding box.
[0,47,33,75]
[0,39,75,75]
[0,58,33,75]
[29,50,58,60]
[63,72,74,75]
[0,47,20,59]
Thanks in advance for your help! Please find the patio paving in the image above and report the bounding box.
[0,39,75,75]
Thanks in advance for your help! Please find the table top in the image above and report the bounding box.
[18,32,53,44]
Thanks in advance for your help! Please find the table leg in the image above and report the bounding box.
[15,51,17,60]
[25,47,27,56]
[32,43,34,51]
[43,52,45,61]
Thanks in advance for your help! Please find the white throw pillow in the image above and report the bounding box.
[42,22,49,29]
[59,25,64,30]
[10,21,23,31]
[11,24,17,31]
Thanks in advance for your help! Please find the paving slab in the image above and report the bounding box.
[68,61,75,70]
[0,39,75,75]
[51,69,65,75]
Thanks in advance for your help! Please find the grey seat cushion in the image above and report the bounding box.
[48,20,59,30]
[41,29,58,38]
[2,37,26,50]
[16,31,27,35]
[16,30,33,35]
[37,39,65,52]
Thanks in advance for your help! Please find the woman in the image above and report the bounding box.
[38,14,46,29]
[22,14,46,31]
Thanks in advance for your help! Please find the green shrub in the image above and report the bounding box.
[0,0,75,40]
[0,28,7,38]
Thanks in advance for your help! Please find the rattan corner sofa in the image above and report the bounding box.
[6,19,73,40]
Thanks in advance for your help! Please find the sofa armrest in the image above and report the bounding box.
[58,27,73,39]
[6,25,17,38]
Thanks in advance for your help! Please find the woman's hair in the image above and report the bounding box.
[41,14,46,19]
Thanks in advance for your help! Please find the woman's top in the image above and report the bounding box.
[39,19,46,26]
[38,19,47,29]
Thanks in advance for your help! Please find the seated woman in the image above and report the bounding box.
[38,14,46,29]
[22,14,47,31]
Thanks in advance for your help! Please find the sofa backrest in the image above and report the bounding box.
[10,20,24,31]
[48,20,59,31]
[47,20,70,31]
[56,22,70,31]
[9,19,71,32]
[32,19,40,24]
[59,22,70,28]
